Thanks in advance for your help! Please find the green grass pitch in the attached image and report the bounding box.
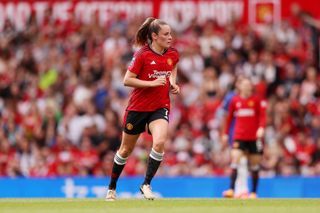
[0,198,319,213]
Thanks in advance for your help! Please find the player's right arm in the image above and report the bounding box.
[221,98,230,145]
[222,97,236,144]
[124,51,166,88]
[123,71,166,88]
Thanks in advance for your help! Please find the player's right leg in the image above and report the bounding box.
[234,156,249,198]
[223,142,244,198]
[106,111,147,201]
[106,132,140,201]
[248,154,262,199]
[140,113,168,200]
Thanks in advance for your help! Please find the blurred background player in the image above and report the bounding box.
[220,76,249,198]
[106,17,179,201]
[222,78,267,198]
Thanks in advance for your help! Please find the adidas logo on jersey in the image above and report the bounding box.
[150,61,156,65]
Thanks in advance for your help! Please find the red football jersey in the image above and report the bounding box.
[225,95,267,141]
[126,45,179,111]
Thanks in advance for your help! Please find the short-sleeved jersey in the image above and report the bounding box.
[225,95,267,141]
[126,45,179,112]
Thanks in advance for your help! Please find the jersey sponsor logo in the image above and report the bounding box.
[167,58,173,65]
[126,123,133,130]
[150,60,156,65]
[148,70,172,79]
[236,108,255,117]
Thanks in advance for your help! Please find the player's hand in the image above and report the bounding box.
[151,76,166,87]
[221,134,229,147]
[170,84,180,94]
[256,127,265,139]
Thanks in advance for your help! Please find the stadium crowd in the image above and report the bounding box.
[0,8,320,177]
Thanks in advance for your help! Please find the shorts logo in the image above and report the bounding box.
[167,58,173,66]
[164,108,169,120]
[256,140,263,152]
[126,123,133,130]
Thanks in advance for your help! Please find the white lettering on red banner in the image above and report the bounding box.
[0,1,153,31]
[160,0,244,27]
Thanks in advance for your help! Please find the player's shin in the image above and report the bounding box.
[250,165,260,193]
[108,151,128,190]
[230,163,238,190]
[143,148,164,185]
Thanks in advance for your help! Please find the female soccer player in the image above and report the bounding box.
[222,78,266,198]
[106,17,180,201]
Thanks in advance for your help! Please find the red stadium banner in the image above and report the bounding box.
[0,0,153,31]
[0,0,319,31]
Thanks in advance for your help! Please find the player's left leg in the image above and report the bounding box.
[106,132,140,201]
[141,117,168,200]
[223,145,244,198]
[248,154,262,198]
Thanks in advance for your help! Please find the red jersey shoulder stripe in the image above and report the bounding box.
[134,45,150,57]
[168,47,178,53]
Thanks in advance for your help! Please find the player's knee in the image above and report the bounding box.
[231,155,242,164]
[152,140,166,152]
[231,150,242,159]
[118,146,134,158]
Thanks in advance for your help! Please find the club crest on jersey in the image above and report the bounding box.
[167,58,173,66]
[248,100,254,107]
[126,123,133,130]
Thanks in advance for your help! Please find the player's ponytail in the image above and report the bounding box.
[134,17,168,47]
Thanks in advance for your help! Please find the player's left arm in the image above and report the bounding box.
[169,64,180,94]
[256,99,267,139]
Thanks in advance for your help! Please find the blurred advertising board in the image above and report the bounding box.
[0,176,320,198]
[0,0,318,31]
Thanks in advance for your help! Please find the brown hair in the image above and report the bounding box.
[134,17,168,46]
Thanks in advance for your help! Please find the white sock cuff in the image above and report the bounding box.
[250,165,260,171]
[230,163,238,169]
[114,152,128,165]
[149,148,164,161]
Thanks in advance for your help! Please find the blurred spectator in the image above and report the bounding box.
[0,6,319,178]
